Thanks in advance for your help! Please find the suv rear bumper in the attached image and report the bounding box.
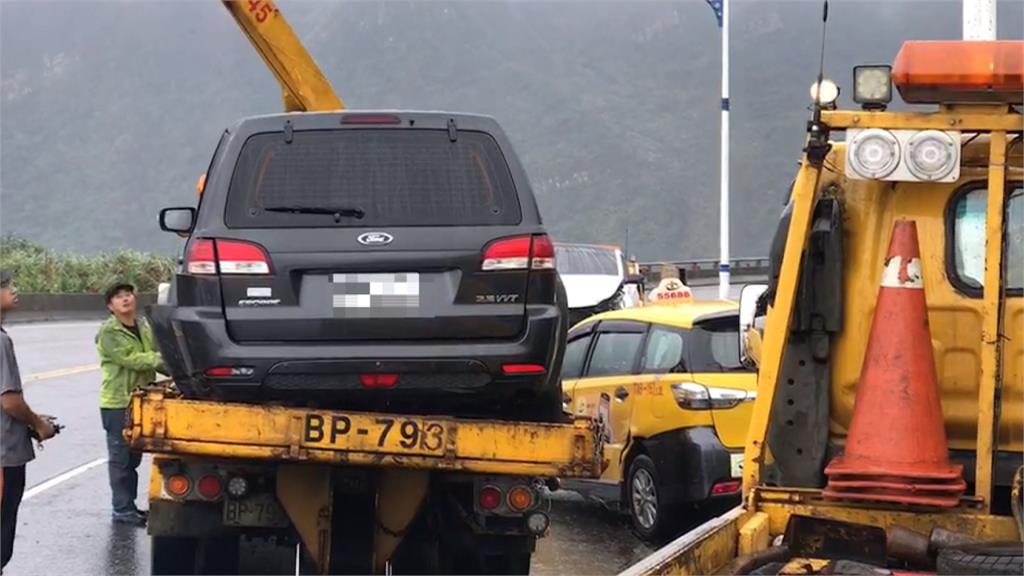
[151,304,564,412]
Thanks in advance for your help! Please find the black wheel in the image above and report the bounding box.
[152,536,197,575]
[151,535,240,575]
[480,552,532,575]
[439,534,533,575]
[626,455,675,541]
[195,535,240,575]
[937,542,1023,575]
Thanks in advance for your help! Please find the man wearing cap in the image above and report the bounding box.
[1,270,56,568]
[96,282,165,526]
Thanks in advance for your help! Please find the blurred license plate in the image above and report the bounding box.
[224,494,288,527]
[332,273,420,310]
[730,453,744,478]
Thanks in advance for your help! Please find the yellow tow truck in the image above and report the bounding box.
[127,2,603,574]
[621,38,1023,576]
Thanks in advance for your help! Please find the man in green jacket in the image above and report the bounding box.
[96,282,165,526]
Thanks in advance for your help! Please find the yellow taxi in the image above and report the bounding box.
[560,300,756,540]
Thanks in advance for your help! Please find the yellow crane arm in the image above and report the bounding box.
[222,0,344,112]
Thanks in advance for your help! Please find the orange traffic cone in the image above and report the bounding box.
[823,220,965,507]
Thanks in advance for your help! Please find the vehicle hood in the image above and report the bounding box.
[560,274,623,308]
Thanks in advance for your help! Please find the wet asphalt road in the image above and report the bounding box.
[2,320,663,575]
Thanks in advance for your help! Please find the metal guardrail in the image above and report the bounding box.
[637,257,770,284]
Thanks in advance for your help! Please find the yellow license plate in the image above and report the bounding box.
[301,412,448,456]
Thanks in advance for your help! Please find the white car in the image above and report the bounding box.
[554,243,639,325]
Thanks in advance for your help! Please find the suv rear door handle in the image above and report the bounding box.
[614,386,630,401]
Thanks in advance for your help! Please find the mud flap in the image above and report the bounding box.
[277,465,333,574]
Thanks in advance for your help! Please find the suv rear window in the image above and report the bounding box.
[225,129,522,228]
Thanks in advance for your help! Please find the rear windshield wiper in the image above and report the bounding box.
[264,205,365,220]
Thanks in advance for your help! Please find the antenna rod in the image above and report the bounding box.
[963,0,996,40]
[812,0,829,123]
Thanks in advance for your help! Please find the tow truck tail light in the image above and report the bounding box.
[892,40,1024,104]
[197,474,224,500]
[507,486,535,511]
[481,235,556,271]
[186,239,272,275]
[479,485,503,510]
[166,474,192,498]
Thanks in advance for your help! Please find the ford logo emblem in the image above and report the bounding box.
[357,232,394,246]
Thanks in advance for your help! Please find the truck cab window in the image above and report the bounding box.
[951,186,1023,292]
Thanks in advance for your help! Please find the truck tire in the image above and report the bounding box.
[480,552,532,575]
[151,535,240,575]
[152,536,199,575]
[626,455,676,542]
[937,543,1023,575]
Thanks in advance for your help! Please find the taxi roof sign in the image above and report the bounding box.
[648,278,694,306]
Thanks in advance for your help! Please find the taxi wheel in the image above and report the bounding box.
[626,455,674,541]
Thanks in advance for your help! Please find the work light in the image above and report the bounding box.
[853,65,892,108]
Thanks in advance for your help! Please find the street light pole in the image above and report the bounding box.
[718,0,730,300]
[963,0,996,39]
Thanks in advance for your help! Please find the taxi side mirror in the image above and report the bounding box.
[739,283,769,367]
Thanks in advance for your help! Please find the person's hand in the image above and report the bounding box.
[34,415,57,441]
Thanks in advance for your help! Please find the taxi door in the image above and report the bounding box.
[568,320,647,481]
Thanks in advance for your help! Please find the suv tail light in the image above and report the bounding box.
[481,235,556,271]
[186,239,272,275]
[530,234,555,270]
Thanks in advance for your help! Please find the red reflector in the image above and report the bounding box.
[502,364,546,375]
[197,475,224,500]
[479,486,502,510]
[186,239,271,275]
[204,366,254,378]
[341,114,402,125]
[360,374,399,388]
[711,480,741,495]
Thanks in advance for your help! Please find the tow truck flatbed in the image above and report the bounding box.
[127,387,603,479]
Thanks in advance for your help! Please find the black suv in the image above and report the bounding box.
[152,112,567,422]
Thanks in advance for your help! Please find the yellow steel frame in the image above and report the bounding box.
[622,107,1022,576]
[221,0,344,111]
[741,155,822,493]
[976,131,1009,512]
[821,108,1023,132]
[128,389,602,478]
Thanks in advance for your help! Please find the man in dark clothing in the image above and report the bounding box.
[1,270,56,569]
